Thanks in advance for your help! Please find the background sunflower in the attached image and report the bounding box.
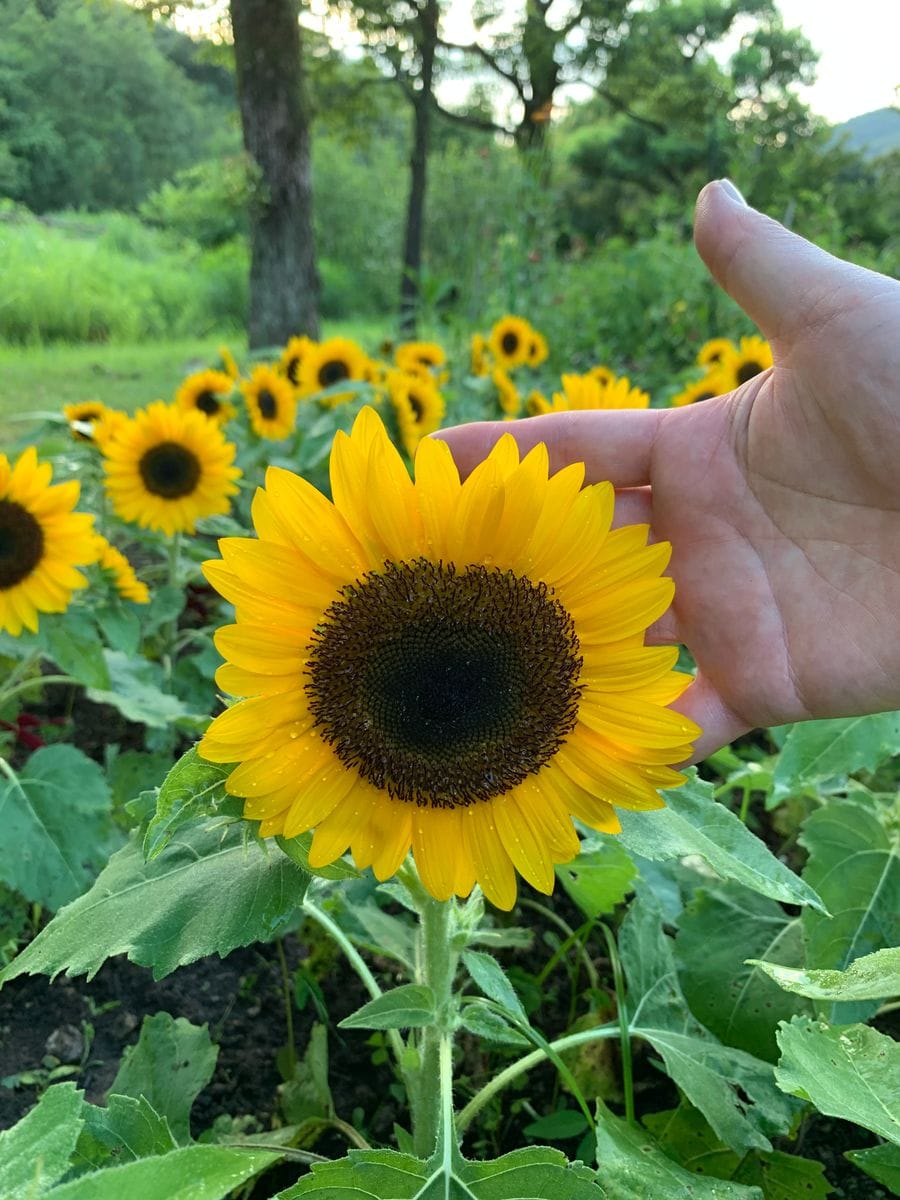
[298,336,370,402]
[174,369,236,424]
[241,365,297,439]
[488,315,534,370]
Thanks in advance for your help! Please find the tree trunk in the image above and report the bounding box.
[230,0,319,348]
[398,0,438,338]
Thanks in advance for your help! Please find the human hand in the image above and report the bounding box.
[437,180,900,760]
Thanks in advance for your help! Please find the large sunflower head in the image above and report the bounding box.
[488,316,534,370]
[174,369,237,425]
[279,335,314,389]
[696,337,736,368]
[388,371,446,457]
[298,337,370,404]
[241,365,297,440]
[199,408,698,910]
[394,341,446,377]
[63,401,108,442]
[92,534,149,604]
[102,402,241,536]
[0,447,97,636]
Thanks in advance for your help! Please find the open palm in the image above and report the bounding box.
[440,182,900,758]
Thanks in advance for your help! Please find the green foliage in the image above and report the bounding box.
[0,1083,86,1199]
[0,820,309,985]
[556,836,636,917]
[750,946,900,1003]
[339,985,437,1031]
[143,747,235,860]
[845,1144,900,1194]
[77,1094,177,1167]
[0,744,117,910]
[47,1144,279,1200]
[771,713,900,804]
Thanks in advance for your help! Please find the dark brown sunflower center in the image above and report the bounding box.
[408,392,424,421]
[257,389,277,420]
[319,360,350,388]
[501,332,519,355]
[138,442,201,499]
[737,360,763,384]
[305,559,582,808]
[0,499,44,590]
[695,390,715,403]
[286,357,301,386]
[195,391,221,415]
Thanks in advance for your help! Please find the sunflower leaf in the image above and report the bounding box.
[775,1016,900,1145]
[0,1082,85,1200]
[144,746,235,860]
[845,1143,900,1193]
[38,611,110,689]
[556,837,637,918]
[0,744,116,910]
[799,799,900,1023]
[86,650,189,728]
[338,984,436,1030]
[749,946,900,1003]
[771,712,900,804]
[0,820,308,986]
[462,950,528,1024]
[616,771,825,911]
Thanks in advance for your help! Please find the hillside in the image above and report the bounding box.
[834,107,900,158]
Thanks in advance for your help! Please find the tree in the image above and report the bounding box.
[229,0,319,347]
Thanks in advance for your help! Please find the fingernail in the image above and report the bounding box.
[719,178,747,206]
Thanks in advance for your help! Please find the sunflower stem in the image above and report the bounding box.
[275,935,297,1077]
[162,532,183,683]
[412,896,459,1159]
[598,921,635,1127]
[0,674,79,708]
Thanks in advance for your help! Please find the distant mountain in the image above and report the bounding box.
[832,107,900,158]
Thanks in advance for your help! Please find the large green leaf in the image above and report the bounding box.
[556,837,636,918]
[845,1143,900,1194]
[44,1144,279,1200]
[0,819,308,986]
[675,883,810,1060]
[281,1145,601,1198]
[339,985,436,1031]
[772,713,900,803]
[87,649,189,727]
[75,1094,177,1169]
[0,744,115,910]
[108,1013,218,1143]
[40,611,110,689]
[620,883,795,1155]
[800,799,900,1023]
[615,773,824,911]
[750,946,900,1003]
[594,1110,762,1199]
[0,1082,85,1200]
[775,1016,900,1144]
[143,746,236,860]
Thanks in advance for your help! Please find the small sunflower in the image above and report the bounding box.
[279,336,314,389]
[298,337,370,404]
[722,335,773,389]
[670,372,728,408]
[93,535,149,604]
[388,371,445,457]
[527,329,549,368]
[199,408,698,910]
[470,333,491,377]
[488,316,533,370]
[242,365,297,440]
[492,367,521,418]
[92,408,130,453]
[696,337,736,368]
[552,374,650,411]
[0,447,97,636]
[525,390,550,416]
[588,365,615,388]
[394,341,446,376]
[63,401,108,442]
[102,402,241,536]
[175,369,237,425]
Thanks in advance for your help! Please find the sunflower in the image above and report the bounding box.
[175,369,237,425]
[722,335,773,389]
[388,371,446,457]
[670,371,728,408]
[0,447,97,636]
[298,337,370,403]
[488,316,533,370]
[242,365,297,440]
[588,365,615,388]
[63,401,108,442]
[527,329,549,368]
[696,337,736,368]
[470,333,491,377]
[394,341,446,376]
[552,374,650,411]
[279,336,313,389]
[199,408,698,910]
[92,408,130,453]
[93,535,149,604]
[102,402,241,536]
[525,390,550,416]
[492,367,521,418]
[218,344,241,380]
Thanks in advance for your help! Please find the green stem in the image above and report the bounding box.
[301,899,405,1069]
[739,785,751,824]
[599,923,634,1127]
[412,896,457,1159]
[455,1024,619,1134]
[0,674,79,707]
[275,935,297,1076]
[162,532,182,683]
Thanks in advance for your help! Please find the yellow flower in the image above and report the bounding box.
[525,390,550,416]
[670,372,728,407]
[298,337,370,404]
[470,333,491,377]
[394,341,446,376]
[0,448,97,636]
[102,402,241,536]
[492,367,521,418]
[488,316,533,370]
[588,365,615,388]
[696,337,736,369]
[279,336,313,389]
[93,535,149,604]
[388,371,446,457]
[218,344,241,380]
[199,408,697,910]
[242,366,297,440]
[722,335,773,389]
[92,408,130,453]
[527,329,549,367]
[63,401,108,443]
[175,369,237,425]
[553,374,650,411]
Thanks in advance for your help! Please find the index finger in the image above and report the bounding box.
[433,409,668,486]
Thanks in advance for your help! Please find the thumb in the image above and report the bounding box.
[693,180,857,345]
